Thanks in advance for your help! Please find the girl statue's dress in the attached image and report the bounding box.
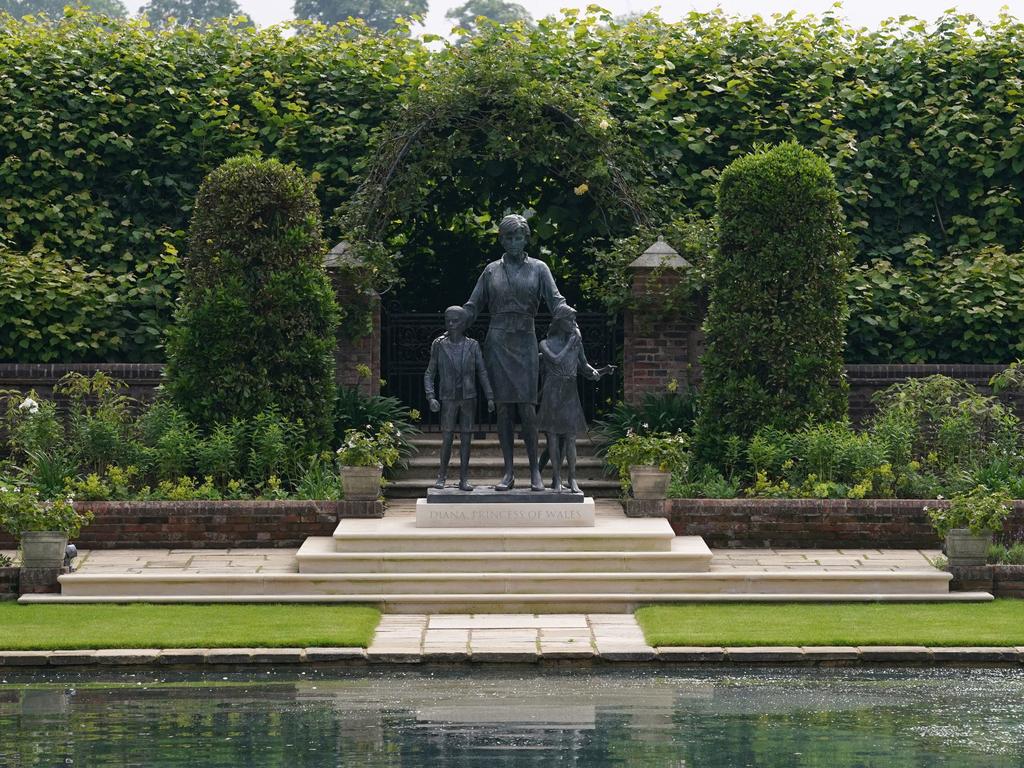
[536,333,600,437]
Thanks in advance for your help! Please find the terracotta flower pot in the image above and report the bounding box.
[945,528,992,566]
[629,465,671,500]
[340,466,383,501]
[20,531,68,569]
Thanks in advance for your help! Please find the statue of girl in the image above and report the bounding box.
[536,305,615,493]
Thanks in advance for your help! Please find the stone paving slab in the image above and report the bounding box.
[4,642,1024,667]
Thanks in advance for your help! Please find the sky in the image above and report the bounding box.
[123,0,1024,35]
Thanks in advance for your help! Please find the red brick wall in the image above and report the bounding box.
[626,498,1024,549]
[623,268,704,403]
[0,500,382,550]
[327,270,381,396]
[0,363,163,406]
[0,567,17,600]
[949,565,1024,597]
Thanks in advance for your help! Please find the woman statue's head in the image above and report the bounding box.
[498,214,530,259]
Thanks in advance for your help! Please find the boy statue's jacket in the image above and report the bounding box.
[424,334,495,402]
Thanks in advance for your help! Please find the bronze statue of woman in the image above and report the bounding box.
[462,214,567,491]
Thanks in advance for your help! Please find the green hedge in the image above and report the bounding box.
[164,155,338,445]
[1,10,1023,362]
[694,143,848,465]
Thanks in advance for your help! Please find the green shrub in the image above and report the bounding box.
[4,13,1024,362]
[694,142,849,466]
[591,389,698,453]
[0,250,126,362]
[55,372,139,475]
[164,155,339,447]
[604,431,689,492]
[927,486,1011,538]
[869,375,1021,474]
[333,384,419,466]
[848,246,1024,364]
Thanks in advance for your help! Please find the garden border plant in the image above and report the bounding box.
[694,142,849,467]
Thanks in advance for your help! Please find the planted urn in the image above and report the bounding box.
[927,487,1012,567]
[0,485,93,569]
[336,422,401,500]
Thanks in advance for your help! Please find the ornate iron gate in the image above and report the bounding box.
[382,304,622,432]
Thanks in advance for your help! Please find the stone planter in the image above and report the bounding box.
[945,528,992,567]
[340,466,383,501]
[19,531,68,569]
[629,465,671,500]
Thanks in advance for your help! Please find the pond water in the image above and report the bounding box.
[2,666,1024,767]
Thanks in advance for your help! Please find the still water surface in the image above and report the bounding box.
[2,666,1024,767]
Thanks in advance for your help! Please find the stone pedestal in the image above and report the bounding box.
[416,487,595,528]
[19,566,64,594]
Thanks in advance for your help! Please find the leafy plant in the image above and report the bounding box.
[0,484,93,539]
[694,142,848,466]
[55,372,138,475]
[591,389,697,453]
[869,375,1021,474]
[294,452,343,500]
[669,465,739,499]
[333,385,419,465]
[337,422,401,468]
[164,154,339,448]
[605,431,689,491]
[926,486,1012,539]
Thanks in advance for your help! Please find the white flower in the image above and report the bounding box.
[598,119,610,130]
[642,422,649,429]
[18,397,39,415]
[936,494,944,500]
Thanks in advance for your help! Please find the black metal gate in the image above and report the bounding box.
[382,304,622,432]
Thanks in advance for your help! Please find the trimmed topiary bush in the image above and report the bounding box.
[164,155,339,447]
[694,142,849,467]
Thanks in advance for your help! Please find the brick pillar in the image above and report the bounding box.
[623,237,705,404]
[324,242,381,396]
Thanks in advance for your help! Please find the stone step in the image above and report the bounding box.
[331,513,674,552]
[296,536,712,573]
[385,478,621,499]
[53,569,956,599]
[410,436,599,453]
[19,591,995,610]
[405,456,606,470]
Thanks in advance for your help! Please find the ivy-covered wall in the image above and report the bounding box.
[1,9,1022,363]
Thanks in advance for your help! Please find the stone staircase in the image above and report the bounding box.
[29,501,991,611]
[386,435,620,499]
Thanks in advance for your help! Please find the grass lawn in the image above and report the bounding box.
[636,601,1024,647]
[0,603,380,650]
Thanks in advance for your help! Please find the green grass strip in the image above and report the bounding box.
[636,601,1024,647]
[0,603,380,650]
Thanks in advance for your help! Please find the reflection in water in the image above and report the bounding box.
[2,666,1024,767]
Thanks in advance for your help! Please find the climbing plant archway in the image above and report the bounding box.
[334,29,657,313]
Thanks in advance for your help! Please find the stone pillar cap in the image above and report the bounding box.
[324,240,365,269]
[628,235,691,269]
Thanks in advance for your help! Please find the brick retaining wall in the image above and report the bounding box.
[948,565,1024,598]
[0,500,382,550]
[627,498,1024,550]
[0,567,17,600]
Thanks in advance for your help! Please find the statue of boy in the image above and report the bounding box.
[424,305,495,491]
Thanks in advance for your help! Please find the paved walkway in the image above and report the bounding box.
[0,546,942,575]
[370,613,653,660]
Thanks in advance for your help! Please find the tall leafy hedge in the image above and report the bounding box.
[163,155,339,446]
[1,9,1023,362]
[694,143,849,466]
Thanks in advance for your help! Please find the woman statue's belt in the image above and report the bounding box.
[489,311,535,332]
